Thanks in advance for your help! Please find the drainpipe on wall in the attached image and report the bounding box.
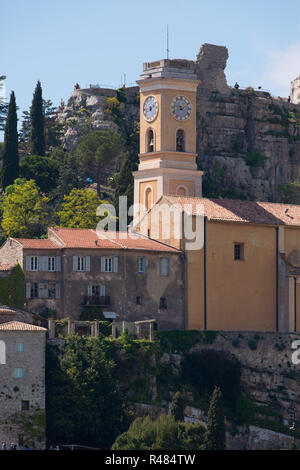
[276,227,279,332]
[294,277,297,333]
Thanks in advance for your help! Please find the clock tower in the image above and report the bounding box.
[133,59,203,221]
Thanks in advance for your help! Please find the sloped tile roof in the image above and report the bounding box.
[0,321,47,332]
[12,239,60,249]
[0,264,16,272]
[162,195,300,227]
[49,227,180,252]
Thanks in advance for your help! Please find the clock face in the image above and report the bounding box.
[143,95,158,122]
[171,95,192,121]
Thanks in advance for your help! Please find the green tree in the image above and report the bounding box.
[30,81,45,156]
[205,387,226,450]
[2,179,49,238]
[50,149,86,202]
[0,75,8,131]
[76,130,124,198]
[20,154,59,194]
[1,91,19,189]
[46,335,129,447]
[276,182,300,205]
[57,188,108,229]
[112,414,205,450]
[19,99,62,157]
[170,392,185,422]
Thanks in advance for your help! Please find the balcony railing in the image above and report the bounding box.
[82,295,110,307]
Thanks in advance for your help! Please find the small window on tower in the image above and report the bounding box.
[147,129,154,152]
[176,129,185,152]
[234,243,244,261]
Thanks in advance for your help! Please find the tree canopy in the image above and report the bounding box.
[30,81,45,156]
[57,188,108,229]
[76,130,124,198]
[112,414,205,450]
[0,75,8,131]
[205,387,226,450]
[1,179,49,238]
[1,90,19,189]
[46,335,130,448]
[20,154,59,194]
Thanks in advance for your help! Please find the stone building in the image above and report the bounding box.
[0,321,47,449]
[0,228,185,330]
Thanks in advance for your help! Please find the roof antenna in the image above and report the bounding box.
[166,25,169,60]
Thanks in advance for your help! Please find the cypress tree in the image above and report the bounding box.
[170,391,185,422]
[205,386,226,450]
[1,91,19,189]
[30,80,45,156]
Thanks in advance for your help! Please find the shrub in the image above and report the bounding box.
[246,152,268,168]
[155,330,218,353]
[79,306,105,321]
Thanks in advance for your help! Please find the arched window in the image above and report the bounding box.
[176,129,185,152]
[176,186,187,196]
[145,187,152,211]
[0,340,6,365]
[147,129,154,153]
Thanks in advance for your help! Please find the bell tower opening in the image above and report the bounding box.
[176,129,185,152]
[145,187,153,211]
[147,128,154,152]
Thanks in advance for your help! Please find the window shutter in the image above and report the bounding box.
[142,257,146,273]
[38,283,48,299]
[161,258,169,276]
[100,256,105,272]
[55,283,61,299]
[25,256,31,271]
[85,256,90,272]
[56,256,61,272]
[88,285,93,296]
[100,284,106,296]
[25,282,31,299]
[39,256,47,272]
[113,257,118,273]
[73,256,78,271]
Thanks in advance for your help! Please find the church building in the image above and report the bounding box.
[133,58,300,333]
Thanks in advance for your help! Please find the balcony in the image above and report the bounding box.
[82,295,110,307]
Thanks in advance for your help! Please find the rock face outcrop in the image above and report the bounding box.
[58,43,300,202]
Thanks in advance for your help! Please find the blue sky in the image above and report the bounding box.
[2,0,300,134]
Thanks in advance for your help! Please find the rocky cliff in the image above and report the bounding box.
[58,43,300,202]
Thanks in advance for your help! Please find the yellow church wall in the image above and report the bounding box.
[186,221,277,331]
[139,180,158,210]
[169,179,195,196]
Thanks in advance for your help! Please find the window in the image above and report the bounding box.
[104,257,112,272]
[176,129,185,152]
[147,129,154,152]
[137,256,146,274]
[48,282,56,299]
[101,256,118,273]
[14,368,24,378]
[30,283,38,299]
[136,296,141,305]
[160,258,169,277]
[17,342,24,353]
[30,256,38,271]
[0,340,5,365]
[48,257,55,272]
[78,257,85,271]
[160,297,167,309]
[21,400,29,411]
[234,243,244,261]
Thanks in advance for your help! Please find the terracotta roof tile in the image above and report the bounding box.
[0,264,16,272]
[50,227,180,252]
[0,321,47,332]
[12,238,61,249]
[162,195,300,227]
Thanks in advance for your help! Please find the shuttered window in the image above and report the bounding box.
[72,256,90,272]
[160,258,169,277]
[48,257,55,272]
[26,256,38,271]
[137,256,146,274]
